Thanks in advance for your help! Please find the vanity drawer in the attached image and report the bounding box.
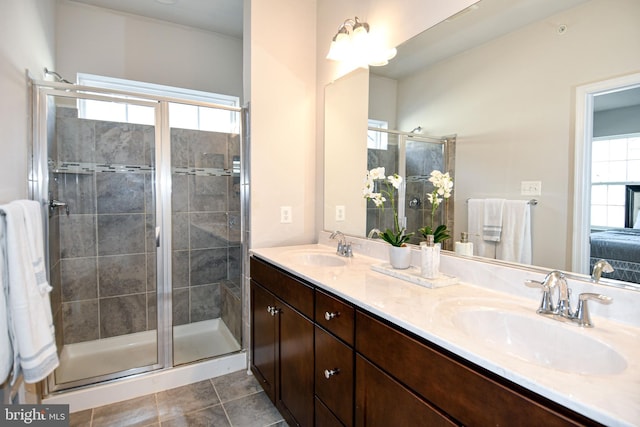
[315,325,354,426]
[315,289,355,345]
[355,310,591,427]
[316,396,345,427]
[250,256,314,319]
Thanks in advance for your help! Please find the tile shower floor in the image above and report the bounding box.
[69,370,287,427]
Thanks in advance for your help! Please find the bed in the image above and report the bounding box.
[590,228,640,284]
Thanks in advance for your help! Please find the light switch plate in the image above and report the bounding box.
[521,181,542,196]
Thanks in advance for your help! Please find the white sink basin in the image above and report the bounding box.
[450,306,627,375]
[289,251,347,267]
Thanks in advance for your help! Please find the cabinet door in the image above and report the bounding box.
[315,326,354,426]
[251,281,277,403]
[278,301,315,427]
[355,355,457,427]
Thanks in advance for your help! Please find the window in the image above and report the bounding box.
[368,118,389,150]
[77,73,240,133]
[591,134,640,228]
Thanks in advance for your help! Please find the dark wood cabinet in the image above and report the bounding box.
[315,289,356,427]
[250,256,601,427]
[250,281,277,402]
[355,355,456,427]
[315,326,354,426]
[250,257,314,427]
[355,310,601,427]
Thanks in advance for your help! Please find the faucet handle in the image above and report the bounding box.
[574,293,613,328]
[524,279,554,314]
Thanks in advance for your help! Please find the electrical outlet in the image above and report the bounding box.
[280,206,292,223]
[336,205,346,221]
[521,181,542,196]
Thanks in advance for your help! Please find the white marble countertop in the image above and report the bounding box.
[251,242,640,427]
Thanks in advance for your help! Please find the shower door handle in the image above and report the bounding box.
[156,227,160,248]
[48,199,69,216]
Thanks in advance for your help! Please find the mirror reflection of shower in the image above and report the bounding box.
[366,128,456,248]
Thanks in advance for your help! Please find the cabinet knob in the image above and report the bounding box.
[324,311,340,321]
[324,368,340,379]
[267,306,279,316]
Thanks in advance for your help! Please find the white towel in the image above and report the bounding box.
[483,199,505,242]
[0,213,12,384]
[3,200,58,383]
[496,200,532,264]
[467,199,495,259]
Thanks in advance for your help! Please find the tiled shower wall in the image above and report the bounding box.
[169,128,242,334]
[52,107,241,346]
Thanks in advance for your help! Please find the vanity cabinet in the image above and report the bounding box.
[250,257,314,427]
[355,310,601,427]
[355,354,456,427]
[250,256,601,427]
[314,289,355,426]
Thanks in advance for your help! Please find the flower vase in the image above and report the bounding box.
[389,245,411,269]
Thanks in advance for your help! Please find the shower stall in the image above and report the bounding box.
[30,79,247,395]
[366,128,456,249]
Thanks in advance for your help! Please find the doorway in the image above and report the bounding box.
[572,72,640,281]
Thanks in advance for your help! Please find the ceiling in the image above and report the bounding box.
[68,0,243,38]
[66,0,640,112]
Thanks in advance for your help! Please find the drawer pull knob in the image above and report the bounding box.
[324,368,340,379]
[324,311,340,321]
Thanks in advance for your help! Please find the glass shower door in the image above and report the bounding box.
[39,90,163,389]
[169,102,242,365]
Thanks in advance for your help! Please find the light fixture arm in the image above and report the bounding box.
[327,15,394,66]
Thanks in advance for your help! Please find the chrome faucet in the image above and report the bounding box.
[367,228,381,239]
[330,230,352,257]
[525,270,612,328]
[591,259,614,283]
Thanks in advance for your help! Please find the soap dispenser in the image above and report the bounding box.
[420,234,440,279]
[454,232,473,256]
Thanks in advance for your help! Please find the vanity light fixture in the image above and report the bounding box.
[327,17,397,66]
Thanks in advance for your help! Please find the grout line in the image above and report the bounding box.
[153,392,160,426]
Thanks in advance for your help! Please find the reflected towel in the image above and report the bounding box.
[3,200,58,383]
[483,199,505,242]
[467,199,495,259]
[496,200,532,264]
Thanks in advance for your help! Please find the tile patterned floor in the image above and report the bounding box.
[69,370,288,427]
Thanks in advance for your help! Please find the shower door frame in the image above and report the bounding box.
[30,80,245,395]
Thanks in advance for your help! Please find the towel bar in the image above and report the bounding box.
[466,198,537,205]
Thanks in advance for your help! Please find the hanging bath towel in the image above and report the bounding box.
[0,212,12,385]
[467,199,495,259]
[4,200,58,383]
[483,199,505,242]
[496,200,532,264]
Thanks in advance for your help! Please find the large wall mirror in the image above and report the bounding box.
[324,0,640,287]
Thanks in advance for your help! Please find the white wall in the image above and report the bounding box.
[0,0,56,203]
[395,0,640,270]
[249,0,317,248]
[56,0,242,98]
[594,105,640,138]
[324,68,369,236]
[369,74,397,129]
